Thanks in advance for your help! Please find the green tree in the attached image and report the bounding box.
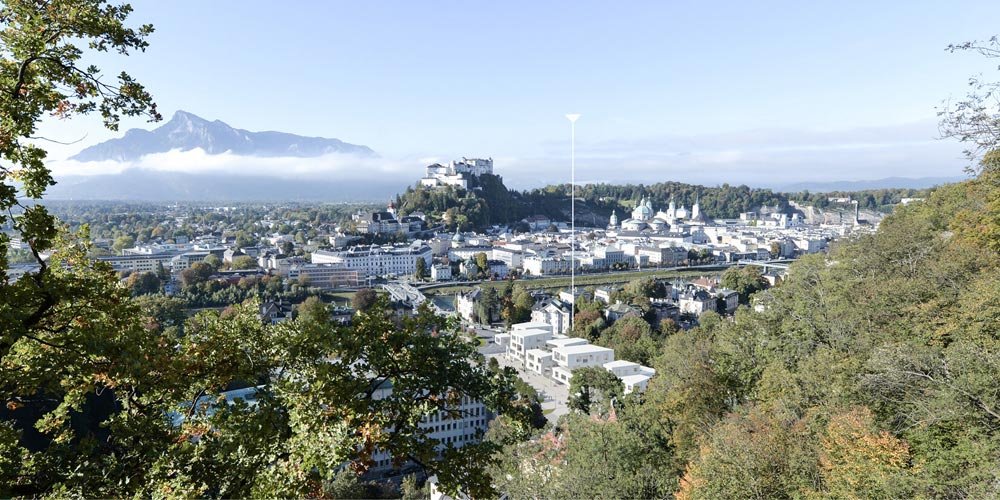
[113,234,135,253]
[231,254,257,270]
[203,253,222,270]
[474,252,489,279]
[476,286,499,325]
[351,288,378,311]
[127,270,161,296]
[720,265,767,304]
[296,296,329,326]
[414,256,427,280]
[567,366,623,415]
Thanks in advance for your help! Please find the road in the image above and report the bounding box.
[416,262,737,293]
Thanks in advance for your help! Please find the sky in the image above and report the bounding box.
[36,0,1000,189]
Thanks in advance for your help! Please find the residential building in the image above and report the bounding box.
[550,344,615,385]
[679,290,717,316]
[505,322,554,364]
[430,263,452,281]
[259,300,293,324]
[530,297,572,335]
[367,381,493,476]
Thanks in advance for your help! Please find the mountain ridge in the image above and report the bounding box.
[70,110,376,161]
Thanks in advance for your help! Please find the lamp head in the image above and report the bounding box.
[565,113,581,123]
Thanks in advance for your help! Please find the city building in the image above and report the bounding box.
[312,244,432,278]
[98,253,173,273]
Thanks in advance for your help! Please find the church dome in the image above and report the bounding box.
[631,197,654,221]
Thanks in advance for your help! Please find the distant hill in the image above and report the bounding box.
[70,110,375,161]
[777,176,963,193]
[46,169,404,202]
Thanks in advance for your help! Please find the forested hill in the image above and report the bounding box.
[396,176,789,230]
[395,174,931,230]
[490,154,1000,498]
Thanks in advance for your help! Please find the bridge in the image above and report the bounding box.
[380,282,428,307]
[736,259,793,273]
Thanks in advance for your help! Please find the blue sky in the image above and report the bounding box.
[38,0,1000,188]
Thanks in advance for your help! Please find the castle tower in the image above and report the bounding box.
[609,210,619,228]
[691,194,700,220]
[668,197,676,219]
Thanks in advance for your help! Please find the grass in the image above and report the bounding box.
[542,408,555,415]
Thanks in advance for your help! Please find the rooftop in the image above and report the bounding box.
[554,344,614,356]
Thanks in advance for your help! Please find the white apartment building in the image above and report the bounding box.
[530,300,572,335]
[171,251,211,271]
[637,246,688,266]
[603,360,656,394]
[679,290,717,316]
[550,344,615,385]
[523,256,577,276]
[363,381,494,475]
[311,244,432,278]
[505,322,554,364]
[97,253,174,273]
[492,247,524,269]
[430,263,452,281]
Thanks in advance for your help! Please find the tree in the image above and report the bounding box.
[113,235,135,253]
[572,309,605,341]
[414,256,427,281]
[720,265,767,304]
[598,315,659,366]
[567,366,623,415]
[940,36,1000,168]
[231,255,257,270]
[235,231,255,249]
[474,252,489,279]
[676,409,819,499]
[127,270,161,296]
[476,286,499,325]
[296,296,330,326]
[155,261,170,282]
[351,288,378,311]
[818,407,915,499]
[400,474,427,500]
[203,253,222,270]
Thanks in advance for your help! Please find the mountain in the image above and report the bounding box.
[46,169,404,202]
[777,176,964,193]
[70,110,375,161]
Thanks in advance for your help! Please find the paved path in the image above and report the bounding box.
[486,352,570,424]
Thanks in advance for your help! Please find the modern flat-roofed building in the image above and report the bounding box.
[550,344,614,385]
[98,253,174,273]
[283,263,360,289]
[505,322,553,364]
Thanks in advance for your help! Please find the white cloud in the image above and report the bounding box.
[48,148,417,180]
[44,119,972,191]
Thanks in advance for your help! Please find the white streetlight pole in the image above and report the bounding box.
[565,113,580,332]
